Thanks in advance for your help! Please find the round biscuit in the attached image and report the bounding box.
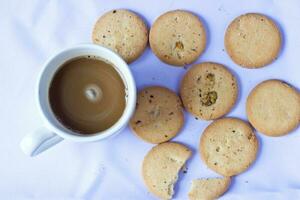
[200,118,258,176]
[149,10,206,66]
[180,62,238,120]
[225,13,281,68]
[92,9,148,63]
[246,80,300,136]
[130,86,184,143]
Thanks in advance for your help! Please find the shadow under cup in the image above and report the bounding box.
[38,45,136,141]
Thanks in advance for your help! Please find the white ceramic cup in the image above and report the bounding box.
[20,44,136,156]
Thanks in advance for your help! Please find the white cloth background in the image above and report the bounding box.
[1,0,300,199]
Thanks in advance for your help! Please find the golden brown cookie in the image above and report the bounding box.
[200,118,258,176]
[225,13,281,68]
[149,10,206,66]
[180,62,238,120]
[92,9,148,63]
[246,80,300,136]
[130,86,184,143]
[142,142,192,199]
[188,177,231,200]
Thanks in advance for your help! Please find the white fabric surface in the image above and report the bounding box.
[1,0,300,199]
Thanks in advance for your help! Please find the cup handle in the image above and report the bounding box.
[20,127,64,156]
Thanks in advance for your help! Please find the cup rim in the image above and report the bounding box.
[37,44,136,142]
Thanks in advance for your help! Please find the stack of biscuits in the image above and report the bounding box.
[92,9,300,200]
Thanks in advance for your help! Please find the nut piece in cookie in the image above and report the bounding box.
[142,142,192,199]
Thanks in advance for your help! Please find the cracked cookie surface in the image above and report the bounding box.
[180,62,238,120]
[130,86,184,143]
[149,10,206,66]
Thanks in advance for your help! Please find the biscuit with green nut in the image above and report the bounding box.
[130,86,184,144]
[149,10,206,66]
[200,118,258,176]
[92,9,148,63]
[225,13,282,68]
[188,177,231,200]
[180,62,238,120]
[246,80,300,136]
[142,142,192,199]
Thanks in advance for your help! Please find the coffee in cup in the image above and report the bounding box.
[49,56,126,134]
[20,44,136,156]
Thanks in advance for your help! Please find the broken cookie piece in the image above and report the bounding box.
[142,142,192,199]
[188,177,231,200]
